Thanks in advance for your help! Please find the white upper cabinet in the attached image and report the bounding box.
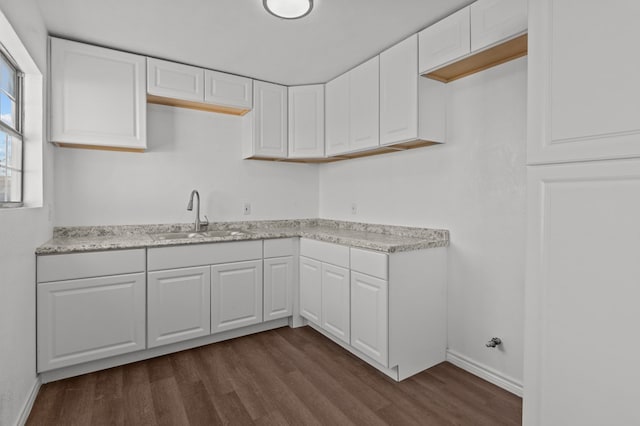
[528,0,640,164]
[243,81,288,158]
[349,56,380,151]
[418,6,471,74]
[380,35,418,145]
[147,58,204,102]
[204,70,253,110]
[288,85,325,158]
[50,37,147,150]
[470,0,527,52]
[325,72,350,156]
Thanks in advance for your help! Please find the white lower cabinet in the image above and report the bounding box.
[321,263,350,344]
[147,266,211,348]
[299,256,322,325]
[211,260,263,333]
[351,271,388,366]
[37,273,146,372]
[264,256,294,321]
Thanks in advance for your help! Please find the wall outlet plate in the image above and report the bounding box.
[243,203,251,215]
[351,203,357,215]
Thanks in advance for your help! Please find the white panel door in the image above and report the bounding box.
[253,81,288,158]
[147,266,210,348]
[37,273,146,372]
[211,260,263,333]
[50,38,146,149]
[349,56,380,151]
[524,160,640,426]
[351,271,388,367]
[204,70,252,109]
[147,58,204,102]
[321,263,350,344]
[325,72,350,156]
[528,0,640,164]
[299,256,322,325]
[380,35,418,145]
[418,6,471,74]
[470,0,527,52]
[264,256,294,321]
[288,85,325,158]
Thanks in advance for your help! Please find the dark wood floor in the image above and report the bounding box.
[27,326,522,425]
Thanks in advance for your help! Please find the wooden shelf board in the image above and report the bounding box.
[423,34,528,83]
[54,142,145,153]
[246,140,440,164]
[147,94,250,116]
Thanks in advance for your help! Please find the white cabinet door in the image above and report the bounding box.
[325,72,350,156]
[351,271,388,367]
[349,56,380,151]
[50,38,146,150]
[299,256,322,325]
[524,160,640,426]
[147,266,211,348]
[321,263,350,344]
[288,85,325,158]
[37,273,146,372]
[204,70,252,109]
[252,81,288,158]
[147,58,204,102]
[264,256,294,321]
[470,0,527,52]
[528,0,640,164]
[211,260,263,333]
[418,6,471,74]
[380,35,418,145]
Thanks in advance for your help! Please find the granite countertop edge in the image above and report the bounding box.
[36,219,450,255]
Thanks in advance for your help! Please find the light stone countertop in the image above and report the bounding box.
[36,219,449,255]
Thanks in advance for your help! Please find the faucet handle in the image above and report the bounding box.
[202,215,209,228]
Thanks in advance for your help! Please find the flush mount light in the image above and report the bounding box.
[263,0,314,19]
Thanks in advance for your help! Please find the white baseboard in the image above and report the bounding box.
[15,377,41,426]
[446,349,523,397]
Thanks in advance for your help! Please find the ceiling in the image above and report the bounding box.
[36,0,472,86]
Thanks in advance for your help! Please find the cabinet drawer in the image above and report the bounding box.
[264,238,296,258]
[350,248,388,280]
[148,240,262,271]
[37,249,145,283]
[300,238,349,268]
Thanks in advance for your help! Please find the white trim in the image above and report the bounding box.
[14,377,41,426]
[446,349,523,397]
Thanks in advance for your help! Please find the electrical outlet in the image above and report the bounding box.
[351,203,357,215]
[243,203,251,215]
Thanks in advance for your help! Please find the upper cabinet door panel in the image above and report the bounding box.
[528,0,640,164]
[288,85,325,158]
[470,0,527,52]
[253,81,288,158]
[325,72,350,156]
[50,38,147,149]
[349,56,380,151]
[418,6,471,74]
[380,35,418,145]
[204,70,253,109]
[147,58,204,102]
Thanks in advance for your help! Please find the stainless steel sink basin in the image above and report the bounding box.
[152,229,248,240]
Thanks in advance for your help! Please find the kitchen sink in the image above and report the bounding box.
[152,229,249,240]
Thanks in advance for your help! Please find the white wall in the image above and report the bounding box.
[319,58,527,387]
[0,1,53,425]
[54,105,319,226]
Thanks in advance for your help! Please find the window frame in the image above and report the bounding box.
[0,43,24,208]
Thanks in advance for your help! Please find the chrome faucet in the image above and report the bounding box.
[186,190,208,232]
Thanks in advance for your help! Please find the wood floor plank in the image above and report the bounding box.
[27,327,522,426]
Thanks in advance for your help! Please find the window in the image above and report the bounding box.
[0,47,23,207]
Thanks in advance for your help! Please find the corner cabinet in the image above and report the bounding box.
[36,249,147,372]
[49,38,147,151]
[288,85,325,158]
[242,81,288,159]
[418,6,471,74]
[263,238,296,321]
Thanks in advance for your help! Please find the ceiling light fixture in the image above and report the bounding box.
[263,0,314,19]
